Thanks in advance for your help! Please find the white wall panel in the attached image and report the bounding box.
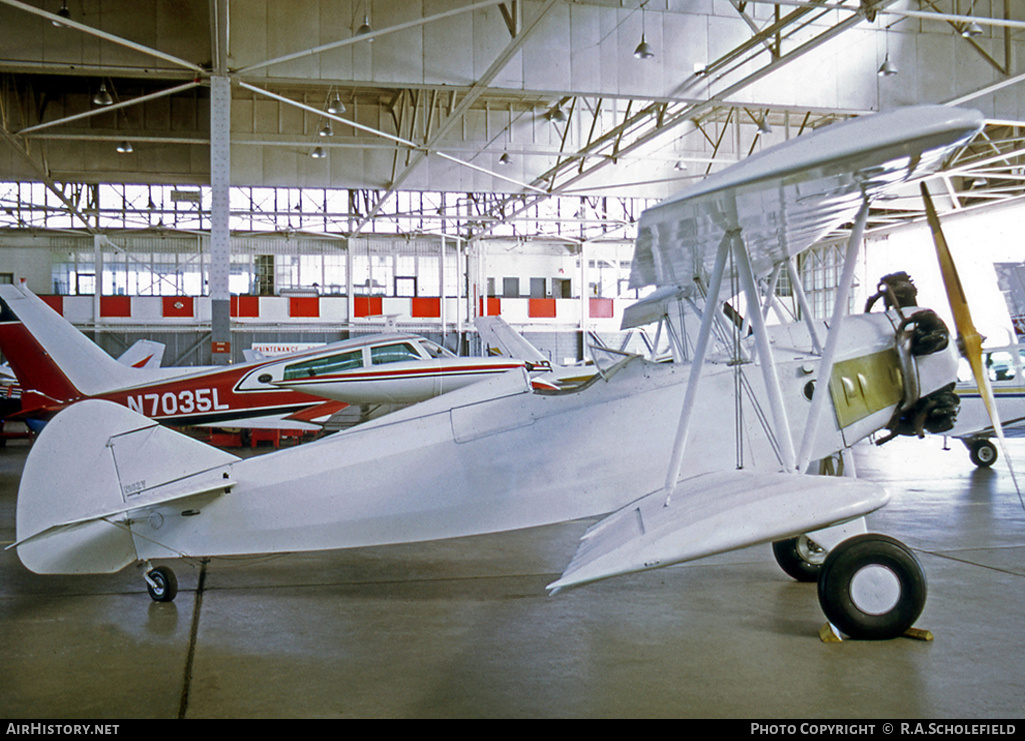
[917,33,958,105]
[661,9,709,96]
[315,0,357,80]
[478,6,524,89]
[568,3,603,94]
[616,7,661,98]
[371,2,426,85]
[522,2,573,93]
[424,0,475,85]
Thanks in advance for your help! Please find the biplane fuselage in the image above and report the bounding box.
[14,309,957,581]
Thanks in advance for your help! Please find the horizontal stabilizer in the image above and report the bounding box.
[474,316,549,365]
[548,470,889,593]
[620,286,689,330]
[13,399,239,574]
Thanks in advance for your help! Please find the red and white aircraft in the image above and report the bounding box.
[1,338,165,425]
[0,283,527,431]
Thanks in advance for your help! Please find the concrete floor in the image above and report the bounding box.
[1,432,1023,719]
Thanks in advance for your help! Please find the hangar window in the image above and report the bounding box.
[283,350,363,380]
[370,343,423,365]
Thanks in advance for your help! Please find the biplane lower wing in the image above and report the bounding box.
[549,470,888,592]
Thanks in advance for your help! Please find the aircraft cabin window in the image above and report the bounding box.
[370,343,423,365]
[283,350,364,380]
[986,351,1014,382]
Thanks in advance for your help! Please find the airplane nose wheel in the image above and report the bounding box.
[145,565,178,603]
[816,534,926,640]
[968,438,997,468]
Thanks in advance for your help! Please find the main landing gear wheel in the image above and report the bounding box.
[146,565,178,603]
[817,534,926,640]
[968,438,997,468]
[772,535,827,582]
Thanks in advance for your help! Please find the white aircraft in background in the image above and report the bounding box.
[10,106,1001,642]
[943,344,1025,467]
[911,188,1025,473]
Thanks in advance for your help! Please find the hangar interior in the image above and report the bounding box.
[1,0,1024,720]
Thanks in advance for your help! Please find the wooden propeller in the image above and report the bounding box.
[920,182,1020,496]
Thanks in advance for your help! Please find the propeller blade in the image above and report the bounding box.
[920,183,1021,497]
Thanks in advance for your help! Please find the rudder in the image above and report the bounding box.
[13,399,239,574]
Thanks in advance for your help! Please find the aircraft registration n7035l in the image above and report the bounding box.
[0,284,527,430]
[9,105,990,641]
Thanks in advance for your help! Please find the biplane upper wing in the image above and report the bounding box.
[629,106,985,294]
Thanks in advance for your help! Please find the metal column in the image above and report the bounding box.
[209,74,231,364]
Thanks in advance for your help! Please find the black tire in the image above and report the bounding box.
[969,439,997,468]
[817,534,926,640]
[146,566,178,603]
[772,535,827,582]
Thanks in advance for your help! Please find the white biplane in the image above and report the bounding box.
[9,105,997,641]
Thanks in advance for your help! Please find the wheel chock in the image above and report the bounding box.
[820,623,934,643]
[903,627,934,641]
[819,622,844,643]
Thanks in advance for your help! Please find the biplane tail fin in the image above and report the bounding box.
[474,316,551,367]
[0,283,144,403]
[10,399,239,575]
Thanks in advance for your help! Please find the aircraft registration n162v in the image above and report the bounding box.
[9,105,989,640]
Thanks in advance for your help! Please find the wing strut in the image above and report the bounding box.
[663,229,734,505]
[734,233,797,472]
[787,257,824,355]
[796,197,871,474]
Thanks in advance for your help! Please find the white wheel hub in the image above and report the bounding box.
[849,564,901,615]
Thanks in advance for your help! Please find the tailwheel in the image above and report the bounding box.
[817,534,926,640]
[772,535,827,582]
[968,438,997,468]
[145,565,178,603]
